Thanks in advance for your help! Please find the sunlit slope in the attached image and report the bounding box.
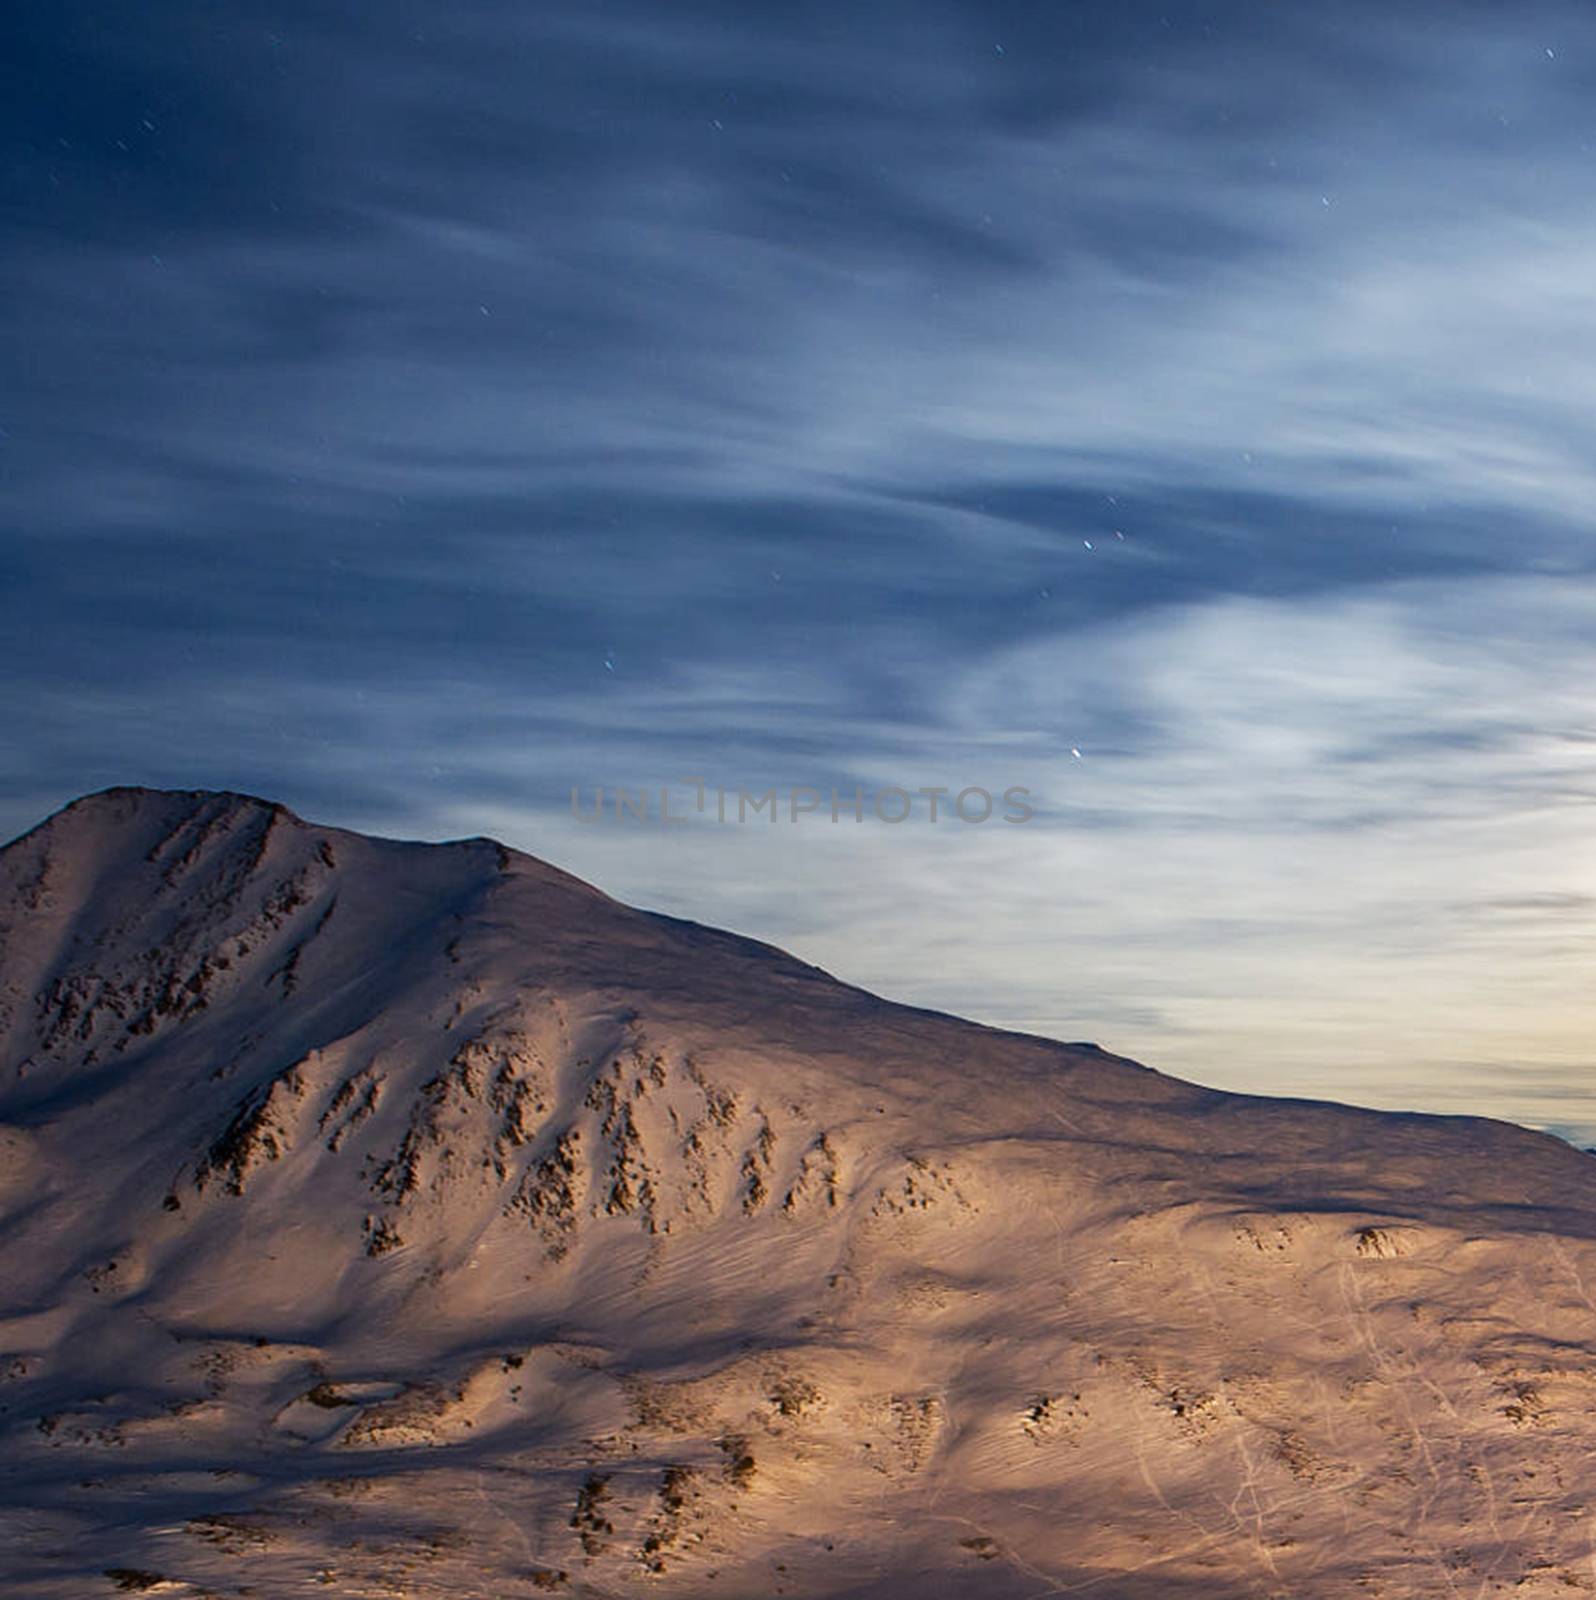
[2,787,1594,1599]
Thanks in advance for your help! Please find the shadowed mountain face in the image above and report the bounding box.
[3,790,1596,1599]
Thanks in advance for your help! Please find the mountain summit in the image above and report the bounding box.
[3,787,1595,1599]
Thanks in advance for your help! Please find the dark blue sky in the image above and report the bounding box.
[6,2,1596,1135]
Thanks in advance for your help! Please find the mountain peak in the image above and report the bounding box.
[16,781,278,839]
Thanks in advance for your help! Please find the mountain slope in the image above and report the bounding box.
[2,787,1595,1599]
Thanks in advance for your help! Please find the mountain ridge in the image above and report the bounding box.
[3,786,1596,1599]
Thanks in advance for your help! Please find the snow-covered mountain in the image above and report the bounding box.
[3,787,1595,1599]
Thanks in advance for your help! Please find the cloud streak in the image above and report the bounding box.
[6,1,1596,1136]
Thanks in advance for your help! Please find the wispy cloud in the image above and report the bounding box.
[6,2,1596,1137]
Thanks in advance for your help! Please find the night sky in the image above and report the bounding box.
[6,2,1596,1137]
